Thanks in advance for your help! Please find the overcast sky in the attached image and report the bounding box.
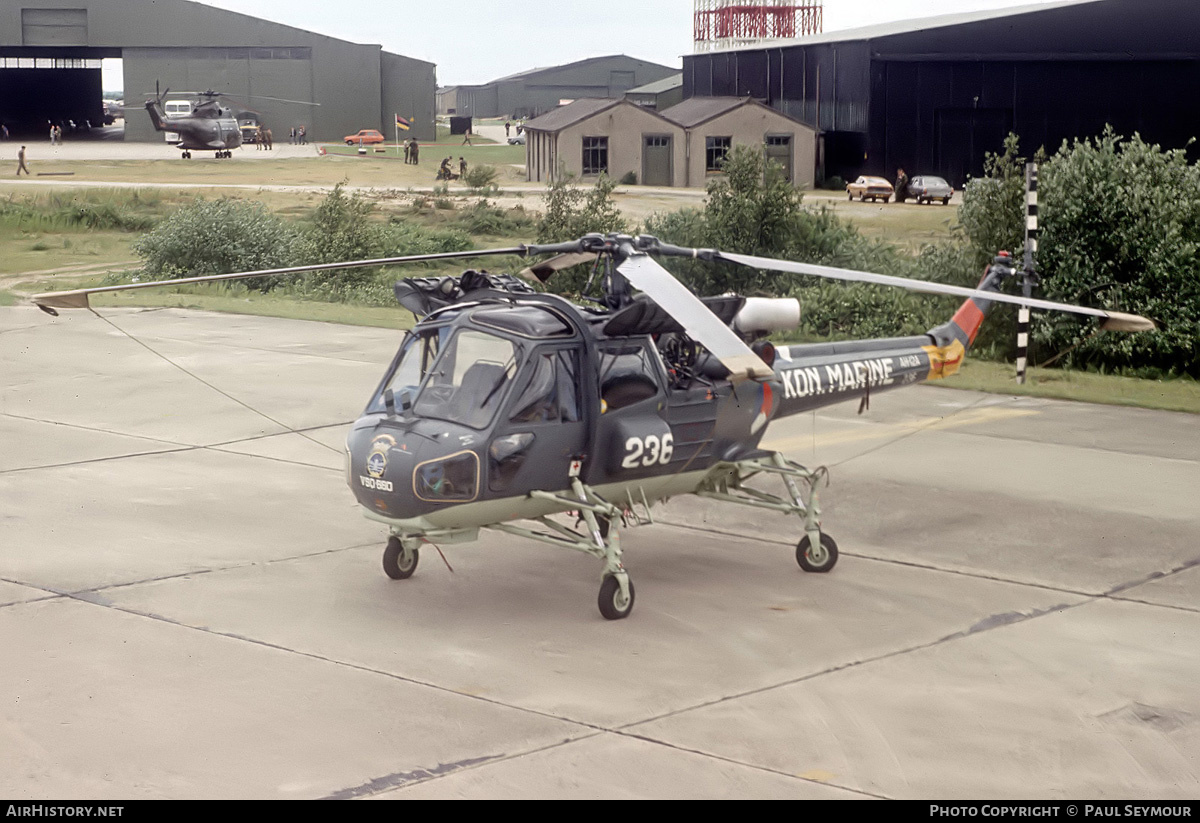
[106,0,1074,88]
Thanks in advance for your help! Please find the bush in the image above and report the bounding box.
[133,197,297,287]
[960,128,1200,376]
[536,171,628,243]
[1036,129,1200,376]
[453,199,535,236]
[619,171,637,186]
[462,164,499,191]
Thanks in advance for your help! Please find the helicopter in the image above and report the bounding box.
[30,234,1156,619]
[144,86,318,159]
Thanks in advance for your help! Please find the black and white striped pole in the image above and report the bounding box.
[1017,162,1040,385]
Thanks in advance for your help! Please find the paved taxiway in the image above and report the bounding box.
[1,305,1197,798]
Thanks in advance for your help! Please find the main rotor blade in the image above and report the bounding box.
[518,252,597,283]
[31,247,528,312]
[717,251,1157,332]
[616,255,774,382]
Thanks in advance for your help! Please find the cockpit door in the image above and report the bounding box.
[487,345,587,495]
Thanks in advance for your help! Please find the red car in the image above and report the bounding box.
[344,129,385,145]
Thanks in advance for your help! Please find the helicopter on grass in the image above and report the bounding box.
[31,234,1155,619]
[144,86,317,159]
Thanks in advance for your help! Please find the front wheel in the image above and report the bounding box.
[943,197,951,205]
[796,533,838,573]
[383,537,419,580]
[598,575,635,620]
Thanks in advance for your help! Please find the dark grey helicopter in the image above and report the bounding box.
[32,234,1154,619]
[144,87,316,158]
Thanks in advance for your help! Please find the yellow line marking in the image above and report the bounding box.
[762,407,1040,454]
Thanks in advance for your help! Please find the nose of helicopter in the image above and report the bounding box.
[346,419,481,519]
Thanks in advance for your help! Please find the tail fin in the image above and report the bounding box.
[144,100,167,132]
[923,253,1015,380]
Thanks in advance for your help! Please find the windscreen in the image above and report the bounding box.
[413,329,517,429]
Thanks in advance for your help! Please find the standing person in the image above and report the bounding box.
[505,121,511,138]
[257,126,265,150]
[403,139,411,164]
[894,167,909,204]
[459,156,467,179]
[17,145,29,176]
[409,139,419,165]
[461,126,472,146]
[264,128,273,150]
[290,126,296,145]
[299,126,306,145]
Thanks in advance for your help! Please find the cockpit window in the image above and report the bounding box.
[508,349,581,424]
[368,326,450,414]
[414,330,517,429]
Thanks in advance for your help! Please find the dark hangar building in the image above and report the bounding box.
[0,0,436,141]
[682,0,1200,186]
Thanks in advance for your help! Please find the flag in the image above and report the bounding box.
[395,114,411,131]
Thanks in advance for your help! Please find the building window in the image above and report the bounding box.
[645,136,670,147]
[705,136,732,172]
[765,135,791,147]
[582,137,608,175]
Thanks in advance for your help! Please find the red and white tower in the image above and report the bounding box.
[694,0,824,52]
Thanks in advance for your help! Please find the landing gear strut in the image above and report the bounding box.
[696,452,838,574]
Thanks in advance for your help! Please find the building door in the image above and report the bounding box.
[643,135,672,186]
[765,134,793,182]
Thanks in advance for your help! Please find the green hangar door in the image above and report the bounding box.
[643,135,672,187]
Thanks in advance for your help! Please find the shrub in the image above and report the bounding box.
[132,197,297,287]
[1036,129,1200,376]
[619,171,637,186]
[462,164,499,191]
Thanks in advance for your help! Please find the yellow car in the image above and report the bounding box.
[846,175,894,203]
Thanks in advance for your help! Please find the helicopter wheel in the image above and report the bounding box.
[796,532,838,573]
[382,536,419,580]
[598,574,635,620]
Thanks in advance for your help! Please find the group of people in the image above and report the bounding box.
[403,138,420,164]
[288,126,307,144]
[503,120,524,138]
[49,123,64,145]
[437,155,468,181]
[255,127,274,149]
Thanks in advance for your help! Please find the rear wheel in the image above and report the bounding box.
[598,575,635,620]
[796,533,838,573]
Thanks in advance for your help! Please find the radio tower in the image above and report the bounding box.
[694,0,823,52]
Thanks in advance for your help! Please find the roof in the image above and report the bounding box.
[625,73,683,96]
[487,54,674,85]
[658,97,746,128]
[523,99,622,132]
[702,0,1098,53]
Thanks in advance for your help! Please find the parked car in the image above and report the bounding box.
[907,175,954,205]
[846,176,894,203]
[344,129,385,145]
[508,133,526,145]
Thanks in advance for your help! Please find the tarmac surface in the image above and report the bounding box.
[1,305,1198,799]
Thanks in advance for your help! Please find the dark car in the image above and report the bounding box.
[907,175,954,205]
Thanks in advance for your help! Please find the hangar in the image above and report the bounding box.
[437,55,679,120]
[681,0,1200,185]
[0,0,436,141]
